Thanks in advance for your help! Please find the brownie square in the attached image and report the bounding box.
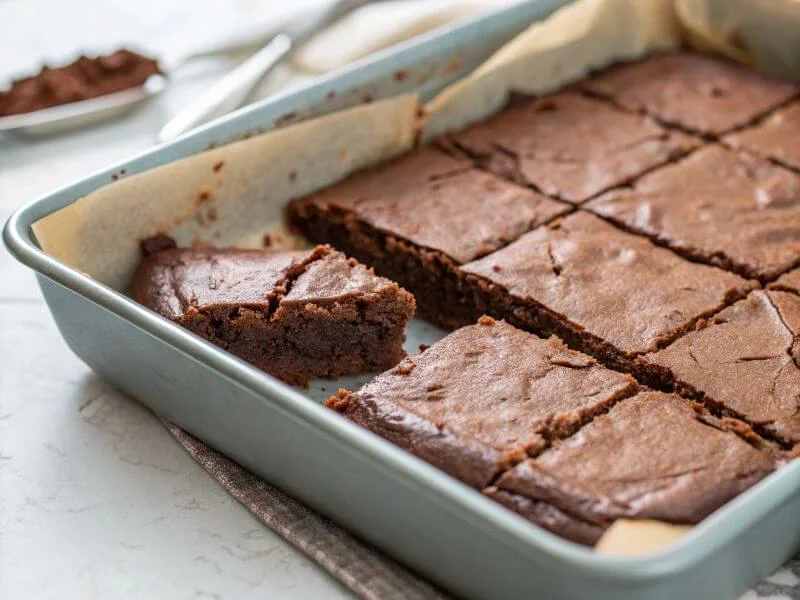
[586,145,800,282]
[584,52,797,136]
[770,267,800,294]
[726,100,800,171]
[326,317,637,489]
[487,392,774,545]
[288,147,569,328]
[462,212,755,373]
[134,244,415,386]
[445,92,698,204]
[645,290,800,447]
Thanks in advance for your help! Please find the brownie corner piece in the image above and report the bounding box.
[583,52,798,136]
[462,211,754,373]
[645,290,800,448]
[287,146,569,328]
[325,318,636,489]
[492,391,774,544]
[586,144,800,282]
[133,244,415,386]
[446,91,698,204]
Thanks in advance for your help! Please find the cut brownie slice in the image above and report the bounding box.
[487,392,775,545]
[726,101,800,171]
[325,318,637,489]
[462,212,755,374]
[644,290,800,447]
[134,244,415,386]
[445,92,697,204]
[586,145,800,282]
[287,147,569,328]
[583,52,797,136]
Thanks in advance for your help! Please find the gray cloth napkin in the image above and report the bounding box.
[166,423,448,600]
[166,423,800,600]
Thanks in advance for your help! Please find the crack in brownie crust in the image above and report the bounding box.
[326,318,637,489]
[770,268,800,294]
[134,245,415,386]
[461,212,755,374]
[583,52,798,136]
[487,392,775,545]
[587,145,800,282]
[726,101,800,172]
[288,147,569,328]
[645,290,800,447]
[445,92,698,204]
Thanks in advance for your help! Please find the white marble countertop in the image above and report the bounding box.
[0,2,797,599]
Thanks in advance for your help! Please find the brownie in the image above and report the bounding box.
[487,392,775,545]
[644,291,800,447]
[583,52,797,136]
[586,145,800,282]
[287,147,569,328]
[445,91,698,204]
[325,317,637,489]
[461,211,755,375]
[134,244,415,386]
[726,101,800,171]
[770,267,800,294]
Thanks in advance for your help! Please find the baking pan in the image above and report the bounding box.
[5,1,800,598]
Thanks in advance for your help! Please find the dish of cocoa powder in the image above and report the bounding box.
[0,49,162,117]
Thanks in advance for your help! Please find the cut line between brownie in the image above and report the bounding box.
[461,212,757,377]
[325,317,638,490]
[287,147,571,329]
[484,391,776,545]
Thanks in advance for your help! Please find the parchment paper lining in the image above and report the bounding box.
[33,95,418,291]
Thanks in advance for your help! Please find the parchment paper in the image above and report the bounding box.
[32,95,418,291]
[421,0,800,139]
[420,0,680,140]
[676,0,800,79]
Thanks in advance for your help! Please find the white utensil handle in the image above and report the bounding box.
[158,33,292,143]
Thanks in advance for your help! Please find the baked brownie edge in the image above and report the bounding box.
[134,245,415,386]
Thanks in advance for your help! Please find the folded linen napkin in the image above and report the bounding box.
[167,424,449,600]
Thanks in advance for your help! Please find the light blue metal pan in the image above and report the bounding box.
[5,2,799,598]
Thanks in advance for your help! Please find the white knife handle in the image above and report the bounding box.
[158,33,292,143]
